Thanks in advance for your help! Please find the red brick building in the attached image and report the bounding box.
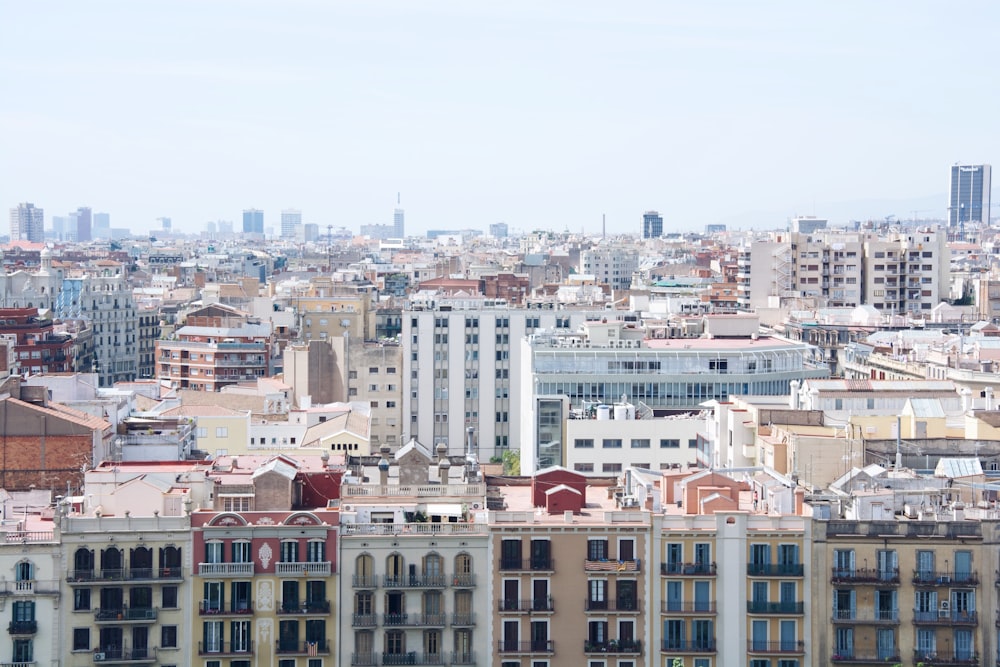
[0,308,75,375]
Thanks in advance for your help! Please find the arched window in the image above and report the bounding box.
[100,547,123,578]
[355,554,375,587]
[386,553,406,586]
[159,546,182,577]
[130,546,153,578]
[454,553,473,574]
[14,561,33,582]
[423,553,444,585]
[73,548,94,579]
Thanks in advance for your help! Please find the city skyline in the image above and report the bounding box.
[2,2,999,235]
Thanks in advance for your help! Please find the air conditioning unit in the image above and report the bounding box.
[940,601,951,610]
[939,609,950,618]
[94,653,106,661]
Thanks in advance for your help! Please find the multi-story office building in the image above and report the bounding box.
[393,208,405,239]
[518,317,829,475]
[580,246,638,291]
[949,163,991,228]
[282,209,303,240]
[10,203,44,243]
[402,300,594,460]
[642,211,664,239]
[339,443,488,667]
[155,320,272,391]
[489,222,509,239]
[243,209,264,235]
[74,207,93,242]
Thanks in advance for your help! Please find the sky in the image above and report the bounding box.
[2,1,999,237]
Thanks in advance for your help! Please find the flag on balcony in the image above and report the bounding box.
[308,642,318,657]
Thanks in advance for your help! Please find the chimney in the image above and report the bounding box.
[789,380,800,410]
[378,445,391,486]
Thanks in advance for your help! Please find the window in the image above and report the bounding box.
[369,367,379,374]
[216,427,228,437]
[574,439,594,448]
[74,588,91,610]
[370,401,379,408]
[73,628,90,651]
[386,401,396,408]
[574,463,594,472]
[162,586,178,608]
[602,463,622,473]
[630,438,650,449]
[161,626,177,648]
[660,439,680,448]
[688,438,698,448]
[602,439,622,449]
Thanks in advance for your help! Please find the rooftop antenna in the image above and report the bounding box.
[397,192,401,205]
[602,213,606,240]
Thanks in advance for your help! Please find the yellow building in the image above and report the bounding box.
[812,518,993,666]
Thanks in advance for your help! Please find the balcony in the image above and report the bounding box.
[6,621,36,635]
[584,640,642,655]
[498,558,555,572]
[913,650,979,666]
[747,563,804,576]
[913,610,978,625]
[585,599,641,612]
[660,601,717,614]
[199,601,254,616]
[659,640,716,653]
[913,570,979,586]
[584,559,640,573]
[275,561,333,576]
[746,601,804,614]
[661,562,716,576]
[450,652,476,664]
[497,641,555,654]
[831,568,900,585]
[0,579,59,596]
[93,648,157,663]
[94,608,158,623]
[450,612,476,626]
[124,567,183,582]
[497,598,554,613]
[198,562,255,577]
[198,642,254,656]
[352,653,377,666]
[747,641,805,654]
[275,640,330,655]
[831,652,901,663]
[382,574,447,588]
[381,653,445,665]
[353,575,379,588]
[831,608,899,624]
[352,613,377,627]
[278,599,331,615]
[451,573,476,587]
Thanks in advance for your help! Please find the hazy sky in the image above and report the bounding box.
[2,1,998,236]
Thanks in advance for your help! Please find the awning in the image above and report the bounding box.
[425,503,463,516]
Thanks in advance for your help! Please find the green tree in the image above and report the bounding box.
[502,449,520,476]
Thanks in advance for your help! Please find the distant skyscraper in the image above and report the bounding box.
[489,222,509,238]
[243,208,264,234]
[10,203,44,243]
[218,220,234,235]
[74,207,92,242]
[93,212,111,239]
[949,163,992,227]
[642,210,663,239]
[52,215,71,241]
[393,207,405,238]
[790,216,827,234]
[157,217,172,230]
[281,209,302,239]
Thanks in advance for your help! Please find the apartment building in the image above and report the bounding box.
[402,300,595,460]
[191,455,341,667]
[813,517,993,665]
[339,442,489,667]
[491,467,652,667]
[156,305,273,391]
[656,470,810,667]
[580,245,638,292]
[862,228,949,314]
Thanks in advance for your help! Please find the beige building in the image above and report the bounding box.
[812,517,994,665]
